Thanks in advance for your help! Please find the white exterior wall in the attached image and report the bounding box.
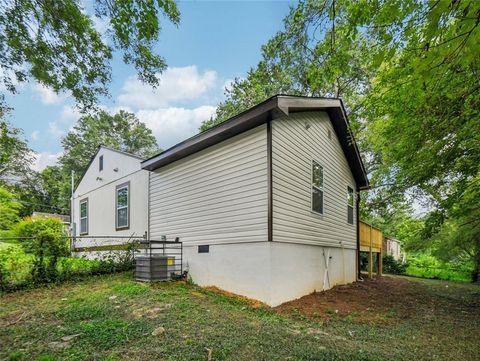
[271,111,357,249]
[72,148,148,245]
[149,125,268,244]
[184,242,355,306]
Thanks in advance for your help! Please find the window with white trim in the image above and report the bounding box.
[116,183,129,229]
[80,199,88,234]
[347,186,354,224]
[312,161,324,214]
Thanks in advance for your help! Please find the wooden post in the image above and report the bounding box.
[377,251,383,276]
[378,249,383,276]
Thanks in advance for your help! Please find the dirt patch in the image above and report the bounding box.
[274,276,476,323]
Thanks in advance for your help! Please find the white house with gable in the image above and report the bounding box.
[72,146,149,250]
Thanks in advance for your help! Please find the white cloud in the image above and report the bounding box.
[136,105,216,149]
[223,78,235,93]
[118,66,217,109]
[31,130,39,141]
[32,84,64,105]
[31,151,62,172]
[59,105,82,122]
[48,122,65,138]
[102,104,133,115]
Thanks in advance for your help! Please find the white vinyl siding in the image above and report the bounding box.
[272,112,357,249]
[149,125,269,245]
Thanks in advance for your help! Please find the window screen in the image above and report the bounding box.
[347,187,354,224]
[80,199,88,234]
[116,184,129,229]
[99,155,103,171]
[312,161,324,214]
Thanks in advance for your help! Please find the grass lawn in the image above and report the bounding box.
[1,273,479,361]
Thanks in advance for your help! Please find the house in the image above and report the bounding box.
[32,212,71,234]
[32,212,70,225]
[383,236,402,261]
[142,95,369,306]
[71,146,149,253]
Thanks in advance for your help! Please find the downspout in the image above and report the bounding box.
[356,190,361,280]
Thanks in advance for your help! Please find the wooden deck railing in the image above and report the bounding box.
[359,221,383,277]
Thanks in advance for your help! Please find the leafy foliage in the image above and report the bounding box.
[0,186,22,231]
[0,0,180,111]
[406,253,474,282]
[60,110,159,176]
[0,120,34,182]
[382,255,407,275]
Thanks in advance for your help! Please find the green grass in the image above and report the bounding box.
[1,273,479,361]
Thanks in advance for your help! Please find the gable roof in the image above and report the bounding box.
[142,95,369,190]
[74,145,145,192]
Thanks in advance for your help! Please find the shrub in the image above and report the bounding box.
[10,217,69,284]
[382,255,408,275]
[13,216,69,253]
[0,187,22,231]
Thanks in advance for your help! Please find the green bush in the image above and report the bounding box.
[382,254,408,274]
[13,216,69,253]
[0,240,136,291]
[405,253,473,282]
[10,217,69,284]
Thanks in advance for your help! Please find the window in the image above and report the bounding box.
[347,186,354,224]
[311,161,324,214]
[116,182,130,230]
[80,199,88,235]
[99,155,103,171]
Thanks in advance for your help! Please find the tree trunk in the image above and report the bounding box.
[473,241,480,283]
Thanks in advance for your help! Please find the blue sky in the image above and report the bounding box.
[4,0,295,171]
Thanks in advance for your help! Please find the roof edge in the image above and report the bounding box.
[142,95,369,189]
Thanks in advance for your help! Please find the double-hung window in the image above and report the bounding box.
[347,186,354,224]
[80,199,88,235]
[116,182,130,230]
[311,161,324,214]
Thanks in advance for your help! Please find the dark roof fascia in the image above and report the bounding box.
[142,95,369,189]
[74,145,145,193]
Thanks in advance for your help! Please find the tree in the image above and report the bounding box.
[60,110,159,176]
[0,0,180,111]
[0,119,35,182]
[0,186,22,230]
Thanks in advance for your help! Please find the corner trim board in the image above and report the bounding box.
[267,120,273,242]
